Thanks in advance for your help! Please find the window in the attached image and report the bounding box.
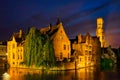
[89,46,91,49]
[85,50,88,55]
[86,45,88,49]
[21,55,22,59]
[64,45,66,50]
[13,53,15,59]
[18,55,19,59]
[13,44,15,48]
[60,52,62,59]
[89,51,92,55]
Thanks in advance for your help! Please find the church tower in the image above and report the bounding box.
[96,18,105,47]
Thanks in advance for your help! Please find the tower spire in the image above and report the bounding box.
[96,17,105,47]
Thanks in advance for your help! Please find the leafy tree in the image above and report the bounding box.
[24,27,56,67]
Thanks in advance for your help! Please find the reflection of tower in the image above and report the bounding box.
[96,18,105,47]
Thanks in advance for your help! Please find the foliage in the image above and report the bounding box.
[117,47,120,58]
[24,27,56,67]
[101,58,113,71]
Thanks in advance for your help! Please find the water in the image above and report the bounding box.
[0,65,120,80]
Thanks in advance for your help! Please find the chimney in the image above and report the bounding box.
[19,29,23,38]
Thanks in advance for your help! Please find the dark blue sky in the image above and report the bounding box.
[0,0,120,48]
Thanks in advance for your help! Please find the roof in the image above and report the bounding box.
[9,29,25,44]
[0,41,7,45]
[39,22,61,40]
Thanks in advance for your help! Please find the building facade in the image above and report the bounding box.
[7,30,25,67]
[40,22,71,61]
[96,18,105,47]
[0,41,7,58]
[72,32,101,68]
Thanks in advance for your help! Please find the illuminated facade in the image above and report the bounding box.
[96,18,105,47]
[40,22,71,61]
[72,33,101,68]
[0,41,7,57]
[7,29,25,67]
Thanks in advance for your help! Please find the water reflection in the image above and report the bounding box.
[5,67,98,80]
[1,65,120,80]
[2,72,10,80]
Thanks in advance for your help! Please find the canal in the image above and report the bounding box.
[0,64,120,80]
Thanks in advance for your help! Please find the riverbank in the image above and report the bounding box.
[7,61,97,71]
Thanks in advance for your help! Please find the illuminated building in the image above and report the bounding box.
[96,18,105,47]
[40,21,71,61]
[71,33,101,68]
[7,29,25,67]
[0,41,7,59]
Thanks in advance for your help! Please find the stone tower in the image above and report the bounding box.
[96,18,105,47]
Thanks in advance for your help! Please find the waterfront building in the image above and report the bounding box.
[0,41,7,59]
[71,33,101,68]
[40,21,71,61]
[7,29,25,67]
[0,41,7,66]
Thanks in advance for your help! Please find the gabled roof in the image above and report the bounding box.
[9,29,25,44]
[40,22,65,40]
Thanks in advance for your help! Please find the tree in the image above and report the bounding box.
[24,27,56,67]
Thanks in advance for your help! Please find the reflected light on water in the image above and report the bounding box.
[6,67,99,80]
[1,65,120,80]
[2,72,10,80]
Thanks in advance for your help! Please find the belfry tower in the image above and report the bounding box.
[96,18,105,47]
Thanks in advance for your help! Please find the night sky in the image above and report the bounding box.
[0,0,120,48]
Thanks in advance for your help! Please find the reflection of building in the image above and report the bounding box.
[7,30,25,67]
[40,21,71,61]
[96,18,105,47]
[71,32,101,68]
